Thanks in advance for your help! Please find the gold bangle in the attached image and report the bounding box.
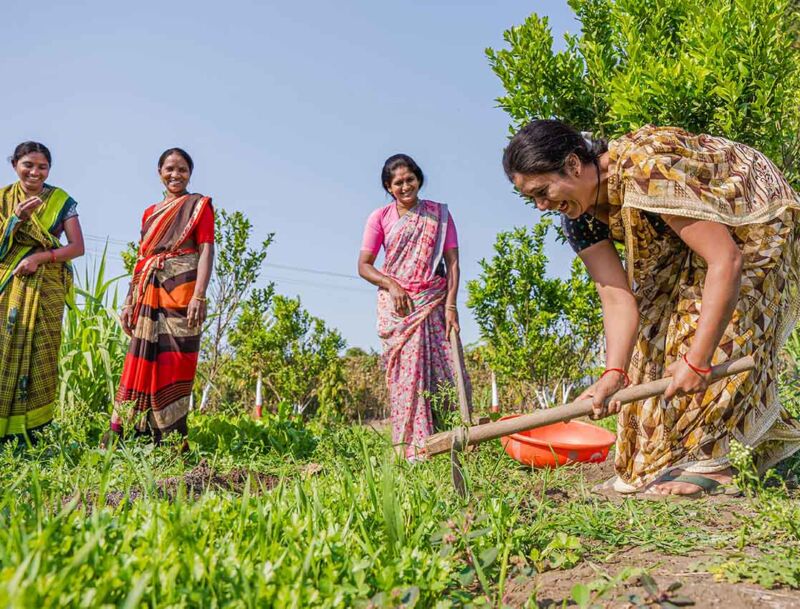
[192,295,207,302]
[445,304,458,310]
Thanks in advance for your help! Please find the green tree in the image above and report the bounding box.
[228,294,347,419]
[487,0,800,184]
[467,220,603,405]
[200,210,275,407]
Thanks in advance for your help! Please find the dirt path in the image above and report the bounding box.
[503,548,800,608]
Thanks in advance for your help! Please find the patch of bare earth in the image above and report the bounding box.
[498,456,799,607]
[68,459,278,509]
[503,548,800,608]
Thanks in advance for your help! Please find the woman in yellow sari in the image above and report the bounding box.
[503,120,800,497]
[0,142,85,439]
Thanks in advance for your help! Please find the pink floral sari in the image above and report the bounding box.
[376,200,471,458]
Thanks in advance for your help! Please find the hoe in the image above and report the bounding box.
[433,350,755,496]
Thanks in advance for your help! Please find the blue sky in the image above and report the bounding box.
[1,1,577,350]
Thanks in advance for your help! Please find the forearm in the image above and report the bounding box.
[358,260,396,290]
[445,260,459,306]
[689,261,741,367]
[194,244,214,297]
[31,240,84,266]
[599,288,639,369]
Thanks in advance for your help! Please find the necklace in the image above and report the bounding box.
[587,159,600,230]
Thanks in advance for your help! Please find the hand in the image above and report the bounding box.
[14,196,45,222]
[387,280,414,317]
[577,371,626,419]
[120,306,134,336]
[187,296,207,328]
[663,357,709,401]
[12,255,42,277]
[445,306,459,337]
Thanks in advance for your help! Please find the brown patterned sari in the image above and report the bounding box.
[606,126,800,491]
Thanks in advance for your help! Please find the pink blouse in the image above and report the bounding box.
[360,201,459,255]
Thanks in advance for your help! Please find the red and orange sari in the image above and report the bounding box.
[377,200,471,458]
[112,194,213,439]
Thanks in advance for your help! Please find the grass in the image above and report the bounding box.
[1,407,799,608]
[1,251,794,607]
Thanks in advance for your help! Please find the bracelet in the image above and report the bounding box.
[445,304,457,310]
[192,295,207,302]
[49,250,56,264]
[683,353,711,376]
[601,367,631,387]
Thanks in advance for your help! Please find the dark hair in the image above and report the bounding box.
[381,153,424,193]
[10,141,52,167]
[502,119,607,180]
[158,147,194,173]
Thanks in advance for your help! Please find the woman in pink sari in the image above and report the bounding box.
[358,154,471,459]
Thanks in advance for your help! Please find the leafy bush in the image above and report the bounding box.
[189,410,317,460]
[487,0,800,185]
[467,219,602,405]
[228,294,347,419]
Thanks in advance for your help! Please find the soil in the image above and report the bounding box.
[503,548,800,608]
[499,458,799,608]
[69,459,278,510]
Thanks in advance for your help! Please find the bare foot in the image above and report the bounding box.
[645,467,734,496]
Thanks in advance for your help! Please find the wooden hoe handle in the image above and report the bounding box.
[425,355,755,457]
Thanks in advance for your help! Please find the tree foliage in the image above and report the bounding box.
[487,0,800,185]
[201,209,275,402]
[228,294,347,419]
[467,220,603,403]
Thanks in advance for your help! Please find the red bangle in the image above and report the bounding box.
[683,353,711,376]
[49,250,56,264]
[601,368,630,387]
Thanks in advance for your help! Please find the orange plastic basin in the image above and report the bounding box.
[499,414,615,468]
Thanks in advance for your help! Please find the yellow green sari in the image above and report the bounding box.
[0,182,74,437]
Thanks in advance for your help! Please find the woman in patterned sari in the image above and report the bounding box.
[0,141,85,439]
[358,154,471,460]
[503,120,800,497]
[106,148,214,446]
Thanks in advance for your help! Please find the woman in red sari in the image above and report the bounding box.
[358,154,471,460]
[106,148,214,445]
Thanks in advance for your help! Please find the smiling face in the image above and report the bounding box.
[13,152,50,195]
[510,153,596,219]
[159,153,191,197]
[386,165,420,207]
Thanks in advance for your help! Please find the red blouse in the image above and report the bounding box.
[140,201,215,246]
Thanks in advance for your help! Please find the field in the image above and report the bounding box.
[1,405,799,608]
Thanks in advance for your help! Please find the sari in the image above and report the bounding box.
[0,182,75,437]
[376,199,471,458]
[112,194,212,439]
[605,125,800,491]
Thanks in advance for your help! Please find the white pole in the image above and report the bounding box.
[491,371,499,413]
[255,373,263,417]
[200,382,211,412]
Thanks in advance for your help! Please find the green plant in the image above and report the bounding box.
[228,294,346,419]
[424,381,462,431]
[467,219,602,404]
[58,248,128,421]
[529,532,583,572]
[487,0,800,186]
[200,209,275,408]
